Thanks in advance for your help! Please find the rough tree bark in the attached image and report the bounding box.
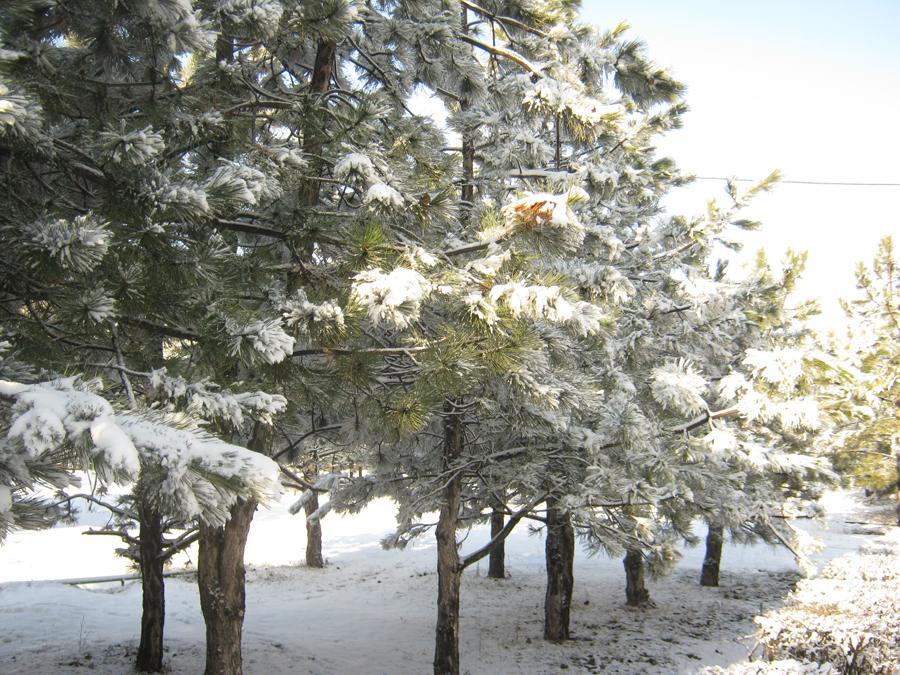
[487,504,505,579]
[198,499,257,675]
[197,422,269,675]
[895,453,899,527]
[700,524,725,587]
[544,495,575,641]
[136,504,165,673]
[624,549,651,606]
[459,6,475,223]
[433,405,463,675]
[299,39,337,209]
[303,465,325,568]
[291,37,336,567]
[433,11,471,674]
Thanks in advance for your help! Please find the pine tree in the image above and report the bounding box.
[319,1,831,658]
[443,5,831,624]
[826,237,899,524]
[1,3,842,674]
[0,2,297,671]
[693,248,829,587]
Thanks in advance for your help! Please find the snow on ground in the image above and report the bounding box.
[0,490,891,674]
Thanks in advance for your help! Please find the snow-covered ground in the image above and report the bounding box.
[0,490,891,674]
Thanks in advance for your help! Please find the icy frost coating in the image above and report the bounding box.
[364,182,405,209]
[226,318,295,364]
[148,368,287,427]
[2,378,140,473]
[1,379,280,525]
[467,282,605,336]
[650,360,709,416]
[751,530,900,673]
[486,192,585,249]
[25,214,110,273]
[744,348,807,389]
[351,267,431,329]
[333,153,377,182]
[99,126,165,166]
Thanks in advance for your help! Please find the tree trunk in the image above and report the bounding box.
[299,39,337,209]
[197,421,269,675]
[460,131,475,218]
[459,6,475,224]
[303,486,325,568]
[624,549,650,606]
[295,39,335,569]
[434,406,463,675]
[487,505,505,579]
[700,524,725,587]
[136,505,165,673]
[544,496,575,641]
[894,453,899,527]
[198,499,257,675]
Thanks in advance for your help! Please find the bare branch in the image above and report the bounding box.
[668,407,740,434]
[161,529,200,560]
[214,218,287,240]
[460,494,547,570]
[52,493,137,520]
[272,424,344,462]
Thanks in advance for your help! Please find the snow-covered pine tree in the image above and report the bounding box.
[447,3,831,625]
[1,3,840,674]
[318,0,824,659]
[0,347,82,539]
[693,248,831,587]
[454,7,693,628]
[567,179,832,604]
[433,1,690,624]
[825,236,899,524]
[256,3,617,672]
[0,2,302,671]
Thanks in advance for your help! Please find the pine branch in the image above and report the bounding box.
[292,345,430,357]
[344,37,416,116]
[83,528,139,546]
[279,465,319,491]
[118,316,200,341]
[51,493,137,520]
[444,240,496,257]
[110,324,137,409]
[214,218,287,240]
[457,33,543,78]
[86,362,152,378]
[160,529,200,561]
[459,494,547,570]
[459,0,549,38]
[20,300,116,353]
[272,425,343,462]
[668,407,740,434]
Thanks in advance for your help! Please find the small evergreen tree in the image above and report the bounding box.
[826,237,899,523]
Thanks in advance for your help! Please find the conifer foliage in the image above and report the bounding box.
[825,237,899,523]
[0,2,840,674]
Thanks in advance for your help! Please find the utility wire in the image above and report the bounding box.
[694,176,900,187]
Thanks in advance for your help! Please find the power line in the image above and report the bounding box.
[694,176,900,187]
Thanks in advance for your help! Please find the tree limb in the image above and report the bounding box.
[457,33,543,78]
[52,493,137,520]
[459,494,547,570]
[459,0,549,38]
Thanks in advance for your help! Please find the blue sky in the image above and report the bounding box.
[580,1,900,326]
